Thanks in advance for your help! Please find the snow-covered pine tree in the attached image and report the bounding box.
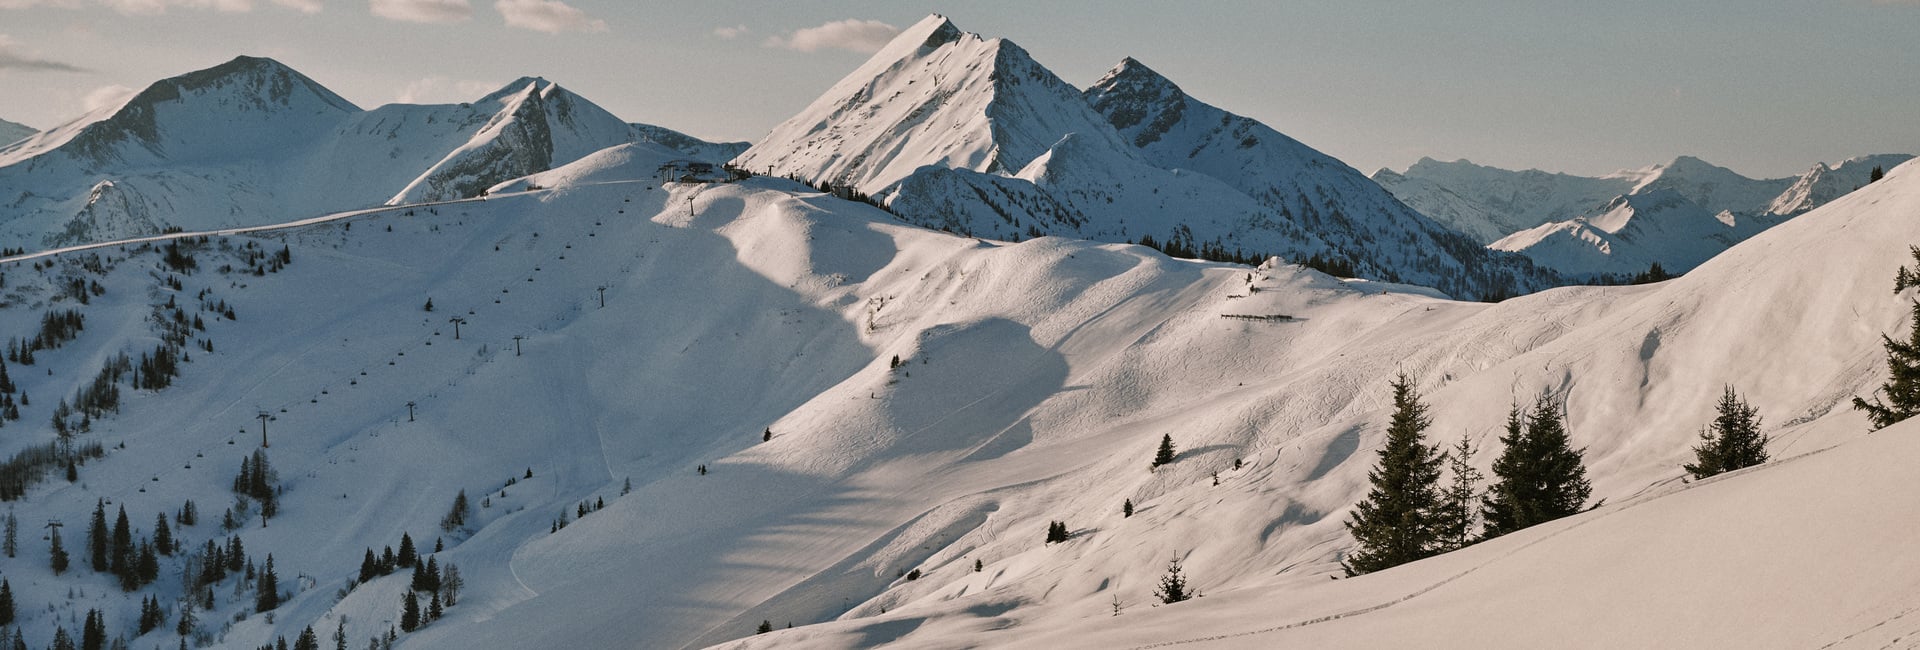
[1342,374,1446,576]
[1685,385,1769,479]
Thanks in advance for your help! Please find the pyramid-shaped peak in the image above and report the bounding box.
[1098,56,1174,87]
[140,55,357,112]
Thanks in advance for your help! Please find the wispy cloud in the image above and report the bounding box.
[369,0,468,23]
[763,19,898,54]
[494,0,603,34]
[272,0,320,13]
[0,0,253,13]
[83,84,136,112]
[711,24,748,40]
[0,34,87,72]
[396,75,499,104]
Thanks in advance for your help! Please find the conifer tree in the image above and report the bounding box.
[360,549,380,583]
[1152,557,1193,604]
[2,510,14,558]
[50,525,69,574]
[50,627,73,650]
[1342,374,1446,575]
[399,593,420,632]
[0,579,11,626]
[256,555,280,613]
[88,499,109,572]
[82,609,104,650]
[1435,433,1483,551]
[178,499,198,527]
[1871,165,1886,183]
[1122,499,1134,518]
[1685,386,1769,479]
[1150,434,1176,469]
[138,595,159,634]
[176,599,196,637]
[293,626,319,650]
[440,490,470,532]
[154,513,173,555]
[1855,294,1920,430]
[397,533,416,568]
[1481,395,1592,538]
[427,591,443,621]
[111,505,132,587]
[756,620,773,634]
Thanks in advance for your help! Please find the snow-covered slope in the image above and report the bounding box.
[0,57,738,250]
[1,141,1913,650]
[741,415,1920,649]
[735,16,1551,300]
[0,118,35,148]
[713,157,1920,650]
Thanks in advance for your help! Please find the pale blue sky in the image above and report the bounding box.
[0,1,1915,177]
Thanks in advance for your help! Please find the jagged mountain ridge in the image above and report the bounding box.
[1380,153,1913,278]
[1082,57,1548,299]
[735,15,1553,300]
[0,57,745,250]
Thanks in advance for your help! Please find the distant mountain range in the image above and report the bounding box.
[1375,154,1911,278]
[0,56,745,249]
[734,15,1553,301]
[0,118,32,148]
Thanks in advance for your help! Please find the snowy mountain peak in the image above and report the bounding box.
[731,15,1130,195]
[477,76,559,105]
[1085,57,1187,146]
[4,55,358,168]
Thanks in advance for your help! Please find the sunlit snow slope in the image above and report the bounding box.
[0,141,1912,650]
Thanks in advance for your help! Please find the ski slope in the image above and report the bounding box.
[0,144,1910,650]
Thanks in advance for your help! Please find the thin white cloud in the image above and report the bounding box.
[0,34,87,72]
[369,0,468,23]
[763,19,899,54]
[0,0,251,12]
[711,24,748,40]
[272,0,320,13]
[494,0,603,34]
[83,84,136,112]
[396,76,499,104]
